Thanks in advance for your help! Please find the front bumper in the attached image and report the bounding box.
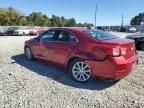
[85,54,138,80]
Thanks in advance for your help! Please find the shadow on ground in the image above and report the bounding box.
[11,54,119,90]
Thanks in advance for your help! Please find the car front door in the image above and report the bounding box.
[31,30,56,61]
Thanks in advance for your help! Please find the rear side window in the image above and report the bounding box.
[56,30,77,42]
[83,29,118,40]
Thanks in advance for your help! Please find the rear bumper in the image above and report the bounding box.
[85,54,138,80]
[13,32,22,36]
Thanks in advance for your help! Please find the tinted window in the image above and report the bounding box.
[56,31,76,42]
[40,30,55,42]
[83,29,118,40]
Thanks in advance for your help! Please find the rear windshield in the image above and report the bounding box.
[83,29,118,40]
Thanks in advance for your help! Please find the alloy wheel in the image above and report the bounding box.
[72,61,91,82]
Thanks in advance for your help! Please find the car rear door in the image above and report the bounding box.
[46,30,78,65]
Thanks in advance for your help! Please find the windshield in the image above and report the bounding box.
[83,29,118,40]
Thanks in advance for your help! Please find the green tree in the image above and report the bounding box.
[77,23,83,27]
[7,7,21,25]
[65,18,76,27]
[87,23,94,27]
[131,13,144,25]
[50,15,64,27]
[17,16,28,26]
[0,7,21,26]
[50,21,57,27]
[0,7,94,27]
[61,16,65,27]
[27,12,50,26]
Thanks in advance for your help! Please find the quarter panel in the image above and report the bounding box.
[70,43,108,61]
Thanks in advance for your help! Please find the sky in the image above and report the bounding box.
[0,0,144,26]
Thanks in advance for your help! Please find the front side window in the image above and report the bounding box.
[40,30,56,42]
[83,29,118,40]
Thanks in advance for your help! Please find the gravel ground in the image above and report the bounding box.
[0,34,144,108]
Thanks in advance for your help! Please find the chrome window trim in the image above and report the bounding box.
[40,28,79,43]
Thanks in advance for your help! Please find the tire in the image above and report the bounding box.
[139,43,144,51]
[23,32,25,36]
[25,46,33,60]
[68,59,92,82]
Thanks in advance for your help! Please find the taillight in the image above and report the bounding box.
[121,48,127,55]
[112,48,126,56]
[113,48,120,56]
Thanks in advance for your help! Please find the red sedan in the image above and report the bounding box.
[24,28,138,82]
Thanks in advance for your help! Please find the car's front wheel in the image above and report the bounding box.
[69,59,92,82]
[25,46,33,60]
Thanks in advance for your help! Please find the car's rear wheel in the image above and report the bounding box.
[69,59,92,82]
[139,43,144,50]
[25,46,33,60]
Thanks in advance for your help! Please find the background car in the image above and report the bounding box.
[13,27,31,36]
[29,27,46,36]
[4,27,18,36]
[126,30,144,50]
[0,27,5,36]
[24,28,138,82]
[128,27,137,33]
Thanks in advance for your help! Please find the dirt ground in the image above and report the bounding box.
[0,34,144,108]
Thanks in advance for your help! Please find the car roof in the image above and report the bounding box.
[48,27,94,32]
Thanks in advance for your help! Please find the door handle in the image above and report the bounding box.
[37,54,45,57]
[45,46,49,49]
[45,46,52,49]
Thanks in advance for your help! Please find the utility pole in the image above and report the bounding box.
[95,5,98,29]
[121,13,124,27]
[120,13,125,32]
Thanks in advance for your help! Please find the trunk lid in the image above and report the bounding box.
[101,38,136,59]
